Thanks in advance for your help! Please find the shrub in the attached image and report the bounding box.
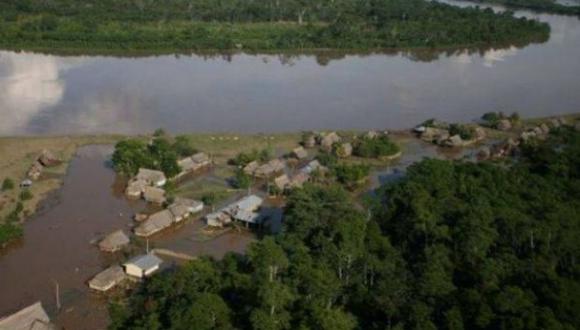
[354,136,400,158]
[233,170,251,189]
[20,190,33,201]
[449,124,475,140]
[333,164,370,187]
[1,178,14,191]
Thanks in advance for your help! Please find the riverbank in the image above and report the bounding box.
[2,113,578,238]
[464,0,580,15]
[0,0,550,53]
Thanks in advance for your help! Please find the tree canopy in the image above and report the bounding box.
[110,126,580,329]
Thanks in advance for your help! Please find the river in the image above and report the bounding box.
[0,2,579,136]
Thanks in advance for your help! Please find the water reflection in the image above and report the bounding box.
[0,3,579,135]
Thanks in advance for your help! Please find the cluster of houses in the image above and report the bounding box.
[273,159,327,193]
[414,124,486,147]
[24,149,60,185]
[134,198,204,237]
[477,117,574,160]
[205,194,264,228]
[88,253,163,292]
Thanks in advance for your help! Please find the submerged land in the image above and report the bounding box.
[1,113,580,329]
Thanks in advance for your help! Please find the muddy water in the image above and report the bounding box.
[0,145,255,329]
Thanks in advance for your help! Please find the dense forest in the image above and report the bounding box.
[0,0,549,52]
[109,127,580,329]
[465,0,580,15]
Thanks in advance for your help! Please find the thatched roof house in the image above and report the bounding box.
[88,265,127,292]
[292,146,308,160]
[125,179,147,198]
[134,210,174,237]
[243,161,260,176]
[143,186,166,204]
[320,132,341,151]
[177,152,211,177]
[274,174,290,191]
[136,168,167,187]
[205,211,232,228]
[38,149,60,167]
[168,203,190,222]
[98,230,130,252]
[27,162,43,180]
[174,198,204,214]
[255,159,285,178]
[0,302,53,330]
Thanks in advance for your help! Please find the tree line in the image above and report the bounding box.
[109,126,580,329]
[0,0,550,52]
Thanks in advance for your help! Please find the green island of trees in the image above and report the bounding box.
[108,126,580,329]
[465,0,580,16]
[0,0,550,53]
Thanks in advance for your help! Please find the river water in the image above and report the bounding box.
[0,2,579,136]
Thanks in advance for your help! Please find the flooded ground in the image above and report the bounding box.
[0,1,579,135]
[0,145,257,329]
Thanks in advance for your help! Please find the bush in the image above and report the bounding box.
[316,152,338,167]
[1,178,14,191]
[333,164,370,187]
[233,170,251,189]
[354,136,400,158]
[173,135,197,158]
[19,190,33,201]
[0,222,23,246]
[449,124,475,140]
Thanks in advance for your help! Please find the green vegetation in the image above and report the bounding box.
[481,111,521,128]
[233,169,252,189]
[353,135,400,158]
[230,149,272,167]
[0,222,23,247]
[19,190,33,201]
[448,123,476,140]
[110,126,580,330]
[172,135,198,158]
[112,137,181,177]
[0,0,549,52]
[1,178,14,191]
[333,164,371,188]
[466,0,580,16]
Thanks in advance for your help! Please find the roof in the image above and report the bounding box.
[178,157,196,171]
[255,159,285,177]
[191,152,210,164]
[174,198,204,212]
[321,132,341,147]
[98,230,130,251]
[124,254,162,271]
[136,168,166,185]
[274,174,290,190]
[230,195,263,212]
[292,146,308,159]
[134,210,174,236]
[0,302,53,330]
[88,265,126,290]
[233,209,262,224]
[243,161,260,175]
[168,203,190,218]
[143,186,166,203]
[126,179,147,195]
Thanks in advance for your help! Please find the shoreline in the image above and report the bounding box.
[1,112,577,233]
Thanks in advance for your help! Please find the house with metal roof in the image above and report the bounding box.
[123,254,163,278]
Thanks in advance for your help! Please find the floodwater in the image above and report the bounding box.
[0,2,579,135]
[0,145,256,329]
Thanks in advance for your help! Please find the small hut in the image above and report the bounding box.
[136,168,167,187]
[88,265,127,292]
[168,203,190,222]
[98,230,130,252]
[38,150,60,167]
[292,146,308,160]
[243,161,260,176]
[274,174,290,191]
[143,186,166,204]
[174,198,204,214]
[320,132,341,151]
[134,210,174,237]
[125,179,147,198]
